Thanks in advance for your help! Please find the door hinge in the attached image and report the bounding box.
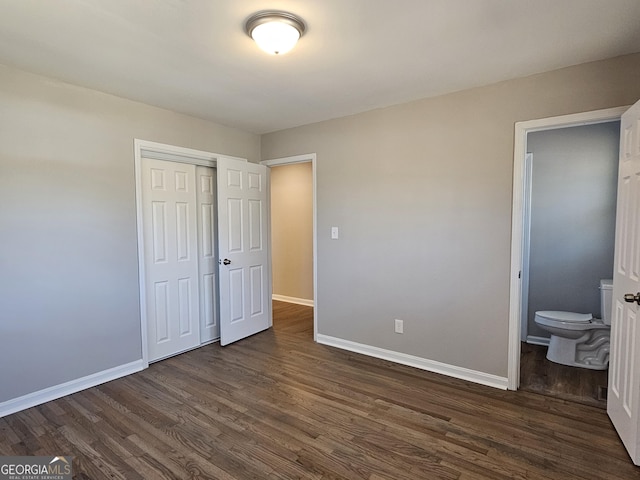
[518,271,521,279]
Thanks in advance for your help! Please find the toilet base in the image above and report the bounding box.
[546,330,609,370]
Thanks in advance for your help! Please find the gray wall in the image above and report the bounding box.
[262,53,640,378]
[0,65,260,403]
[526,122,620,338]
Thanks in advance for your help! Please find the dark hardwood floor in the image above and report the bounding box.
[520,342,608,409]
[1,301,638,479]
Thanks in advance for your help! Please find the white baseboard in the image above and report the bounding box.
[316,334,508,390]
[0,359,146,418]
[272,294,314,307]
[526,335,550,346]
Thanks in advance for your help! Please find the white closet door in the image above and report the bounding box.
[142,158,201,361]
[196,166,219,343]
[217,157,271,346]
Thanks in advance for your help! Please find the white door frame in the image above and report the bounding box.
[261,154,318,341]
[520,153,533,343]
[507,107,628,390]
[134,139,246,365]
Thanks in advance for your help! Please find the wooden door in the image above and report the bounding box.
[216,157,271,346]
[609,99,640,465]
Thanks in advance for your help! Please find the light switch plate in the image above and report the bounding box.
[331,227,339,239]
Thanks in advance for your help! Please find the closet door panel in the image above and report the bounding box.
[196,166,220,343]
[142,159,200,361]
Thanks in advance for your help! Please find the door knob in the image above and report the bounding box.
[222,258,231,265]
[624,293,640,305]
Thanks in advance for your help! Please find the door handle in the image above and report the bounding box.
[221,258,231,266]
[624,293,640,305]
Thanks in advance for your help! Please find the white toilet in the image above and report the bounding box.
[534,279,613,370]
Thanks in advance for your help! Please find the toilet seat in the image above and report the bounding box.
[535,311,593,323]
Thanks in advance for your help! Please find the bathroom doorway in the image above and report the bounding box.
[518,121,620,407]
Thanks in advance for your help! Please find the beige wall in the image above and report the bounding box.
[0,64,260,403]
[271,163,313,301]
[261,53,640,378]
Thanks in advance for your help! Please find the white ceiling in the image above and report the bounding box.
[0,0,639,134]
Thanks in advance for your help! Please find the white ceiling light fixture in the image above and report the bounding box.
[245,11,306,55]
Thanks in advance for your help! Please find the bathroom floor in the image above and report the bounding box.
[520,342,608,409]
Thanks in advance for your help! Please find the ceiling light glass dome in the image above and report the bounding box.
[245,11,306,55]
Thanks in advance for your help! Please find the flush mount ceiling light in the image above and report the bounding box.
[245,11,306,55]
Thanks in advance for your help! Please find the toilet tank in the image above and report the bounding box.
[600,279,614,325]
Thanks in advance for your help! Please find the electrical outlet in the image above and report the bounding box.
[394,319,404,334]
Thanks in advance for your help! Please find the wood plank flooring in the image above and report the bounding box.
[1,301,638,479]
[520,342,608,409]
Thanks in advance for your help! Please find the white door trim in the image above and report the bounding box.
[507,106,628,390]
[137,139,247,167]
[261,154,318,341]
[134,139,247,366]
[520,153,533,342]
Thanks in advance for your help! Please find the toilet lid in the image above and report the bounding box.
[536,311,593,323]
